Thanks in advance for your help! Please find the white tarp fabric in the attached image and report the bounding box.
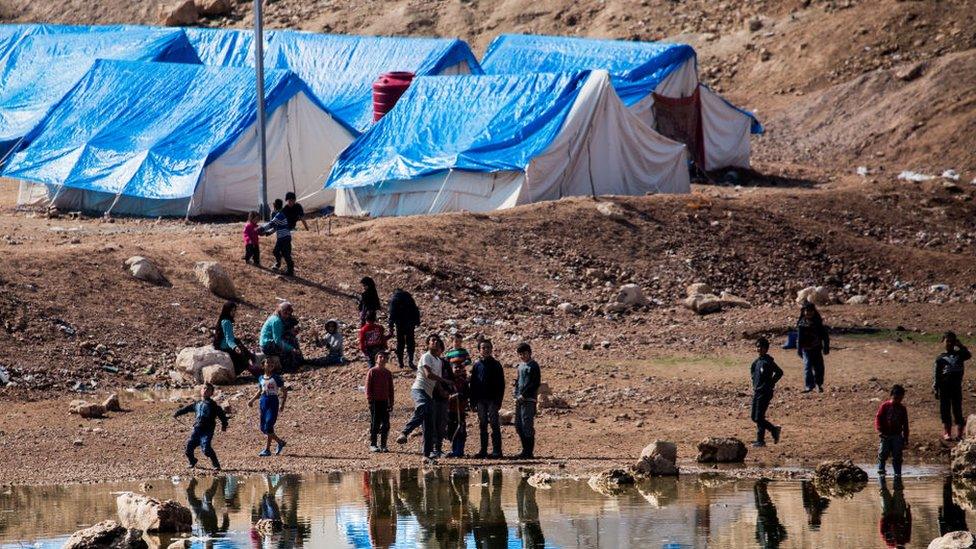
[331,71,689,217]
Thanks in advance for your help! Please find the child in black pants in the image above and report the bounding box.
[174,383,229,470]
[365,350,394,452]
[446,361,469,457]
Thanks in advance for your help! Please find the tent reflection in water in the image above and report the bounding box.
[326,70,690,218]
[5,60,352,217]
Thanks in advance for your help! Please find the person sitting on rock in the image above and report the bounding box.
[260,302,301,372]
[174,383,228,471]
[750,337,783,448]
[213,301,257,376]
[934,331,971,441]
[876,384,909,478]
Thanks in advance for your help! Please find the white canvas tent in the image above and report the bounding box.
[326,71,690,217]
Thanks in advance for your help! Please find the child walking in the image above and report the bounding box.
[358,310,388,368]
[750,337,783,448]
[260,199,294,276]
[446,361,469,458]
[876,384,909,477]
[243,210,261,266]
[174,383,229,470]
[365,350,394,452]
[249,360,288,457]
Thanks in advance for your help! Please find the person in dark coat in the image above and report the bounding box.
[470,339,505,458]
[754,479,787,548]
[174,383,229,470]
[388,288,421,370]
[359,276,382,327]
[751,337,783,448]
[797,302,830,393]
[513,342,541,459]
[934,331,971,441]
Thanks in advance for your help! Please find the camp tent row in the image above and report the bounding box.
[0,24,760,218]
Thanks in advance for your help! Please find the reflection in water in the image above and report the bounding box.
[879,477,912,548]
[753,480,787,548]
[941,476,969,535]
[800,480,830,529]
[2,470,974,549]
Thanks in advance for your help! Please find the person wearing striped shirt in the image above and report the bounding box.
[261,199,294,276]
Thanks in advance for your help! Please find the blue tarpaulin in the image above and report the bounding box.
[268,31,482,132]
[482,33,762,134]
[0,27,199,158]
[182,27,268,67]
[2,60,308,208]
[326,72,588,189]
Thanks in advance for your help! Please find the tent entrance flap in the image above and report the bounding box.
[651,88,704,168]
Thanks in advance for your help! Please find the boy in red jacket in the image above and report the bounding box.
[365,350,394,452]
[876,384,909,478]
[359,310,388,368]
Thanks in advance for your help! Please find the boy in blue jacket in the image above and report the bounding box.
[174,383,229,470]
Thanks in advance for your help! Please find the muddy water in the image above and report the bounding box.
[1,469,973,548]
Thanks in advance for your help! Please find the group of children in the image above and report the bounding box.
[242,192,308,277]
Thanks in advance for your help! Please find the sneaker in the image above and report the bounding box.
[369,445,380,453]
[259,449,272,457]
[943,433,954,442]
[427,453,439,460]
[801,388,813,394]
[817,385,824,393]
[187,462,197,470]
[396,434,409,444]
[752,441,766,448]
[276,441,286,455]
[380,446,389,453]
[270,264,280,271]
[772,426,782,444]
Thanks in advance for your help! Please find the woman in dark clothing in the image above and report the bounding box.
[796,302,830,393]
[359,276,382,326]
[213,301,257,376]
[934,331,971,441]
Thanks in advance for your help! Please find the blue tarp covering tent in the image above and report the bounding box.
[0,27,199,160]
[0,23,132,64]
[267,31,483,132]
[182,27,269,67]
[4,59,352,216]
[327,70,690,217]
[481,34,762,170]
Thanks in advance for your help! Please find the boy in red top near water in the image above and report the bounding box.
[359,310,389,368]
[365,350,394,452]
[243,210,261,266]
[876,384,909,477]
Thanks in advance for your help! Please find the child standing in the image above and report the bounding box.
[260,199,294,276]
[513,342,541,459]
[243,210,261,266]
[444,333,471,369]
[249,360,288,457]
[446,361,469,458]
[365,350,394,452]
[934,331,971,441]
[174,383,229,470]
[750,337,783,448]
[876,384,909,477]
[358,310,388,368]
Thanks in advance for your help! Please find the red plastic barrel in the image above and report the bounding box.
[372,71,415,122]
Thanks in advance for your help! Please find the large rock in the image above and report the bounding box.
[63,520,147,549]
[683,294,723,315]
[69,400,106,419]
[194,261,237,299]
[813,460,868,497]
[103,393,122,412]
[202,364,235,385]
[696,437,747,463]
[176,346,234,383]
[196,0,233,16]
[929,531,976,549]
[686,282,712,298]
[634,440,679,476]
[117,492,192,533]
[556,302,579,315]
[124,256,167,285]
[796,285,831,306]
[717,291,752,309]
[588,468,635,496]
[159,0,199,26]
[498,408,514,425]
[596,201,626,220]
[527,472,554,489]
[615,284,648,307]
[952,439,976,477]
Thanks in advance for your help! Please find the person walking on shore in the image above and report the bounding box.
[934,331,971,441]
[876,384,909,477]
[751,337,783,448]
[388,288,421,370]
[248,359,288,457]
[513,342,541,459]
[797,302,830,393]
[174,383,228,470]
[470,339,505,458]
[261,199,294,277]
[396,334,449,458]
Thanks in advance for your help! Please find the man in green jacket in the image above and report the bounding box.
[260,302,300,371]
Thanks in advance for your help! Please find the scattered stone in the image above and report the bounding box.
[747,17,763,32]
[166,540,191,549]
[499,409,515,425]
[588,468,636,495]
[796,286,831,306]
[176,346,234,383]
[717,291,752,309]
[159,0,199,26]
[527,472,554,489]
[615,284,648,307]
[813,460,869,496]
[124,256,167,285]
[894,61,925,82]
[556,302,579,315]
[63,520,147,549]
[846,295,868,305]
[103,393,122,412]
[201,364,235,385]
[196,0,232,16]
[116,492,192,533]
[927,531,975,549]
[69,401,106,419]
[683,294,723,315]
[596,201,626,220]
[633,440,679,476]
[952,439,976,478]
[538,393,571,409]
[696,437,747,463]
[686,282,712,297]
[194,261,237,299]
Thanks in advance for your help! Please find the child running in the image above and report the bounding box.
[750,337,783,448]
[243,210,261,266]
[876,384,909,477]
[174,383,229,470]
[365,350,394,452]
[446,360,469,458]
[249,359,288,457]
